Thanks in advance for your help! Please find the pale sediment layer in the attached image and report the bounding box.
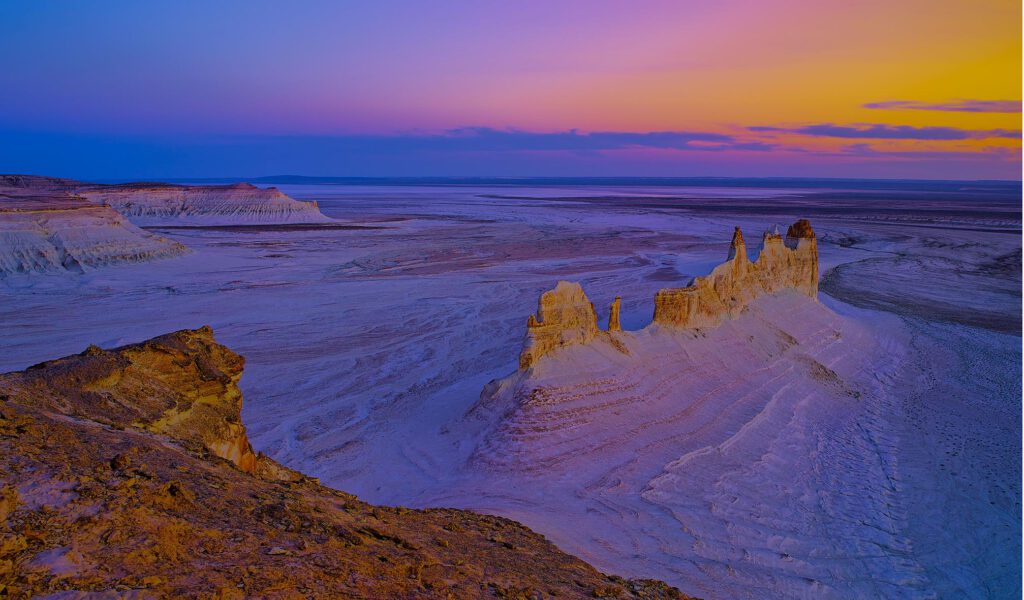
[78,182,330,225]
[0,188,186,276]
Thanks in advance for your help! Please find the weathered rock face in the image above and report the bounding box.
[519,281,601,369]
[516,220,818,368]
[0,329,691,599]
[653,219,817,328]
[0,185,187,276]
[0,326,280,478]
[78,182,329,225]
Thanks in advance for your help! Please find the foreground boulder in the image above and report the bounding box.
[0,328,692,599]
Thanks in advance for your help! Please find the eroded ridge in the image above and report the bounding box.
[517,220,818,368]
[520,282,625,369]
[653,219,817,328]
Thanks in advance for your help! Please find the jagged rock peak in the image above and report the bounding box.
[653,219,818,328]
[728,226,748,261]
[786,218,816,239]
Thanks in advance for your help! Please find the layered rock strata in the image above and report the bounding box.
[1,175,331,227]
[0,185,187,276]
[0,328,691,599]
[517,220,818,368]
[77,182,329,225]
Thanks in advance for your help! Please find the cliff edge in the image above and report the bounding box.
[0,183,187,276]
[77,182,330,226]
[0,328,691,599]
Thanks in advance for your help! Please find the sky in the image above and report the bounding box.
[0,0,1020,180]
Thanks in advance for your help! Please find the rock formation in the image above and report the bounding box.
[517,220,818,368]
[609,296,623,332]
[0,326,295,481]
[653,219,817,328]
[519,281,601,369]
[0,184,187,276]
[0,328,691,599]
[1,174,331,227]
[77,182,330,225]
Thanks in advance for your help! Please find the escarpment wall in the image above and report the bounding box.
[0,186,187,276]
[517,219,818,369]
[78,182,329,225]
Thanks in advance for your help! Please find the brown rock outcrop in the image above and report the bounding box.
[516,220,819,368]
[0,329,693,599]
[0,326,291,479]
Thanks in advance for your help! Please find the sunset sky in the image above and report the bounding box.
[1,0,1020,179]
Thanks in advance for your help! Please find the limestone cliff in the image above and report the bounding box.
[0,328,691,599]
[77,182,329,225]
[0,185,187,276]
[517,220,818,368]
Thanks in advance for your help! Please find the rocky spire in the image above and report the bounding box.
[727,226,748,262]
[609,296,622,332]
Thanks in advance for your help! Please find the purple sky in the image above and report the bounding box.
[1,1,1019,179]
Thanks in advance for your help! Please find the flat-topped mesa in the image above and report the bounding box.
[0,184,187,276]
[76,181,328,225]
[519,281,601,369]
[0,326,297,481]
[653,219,818,328]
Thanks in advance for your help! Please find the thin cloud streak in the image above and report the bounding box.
[381,127,769,152]
[750,123,1021,140]
[863,100,1021,113]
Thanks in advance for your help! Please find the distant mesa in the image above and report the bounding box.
[1,173,330,227]
[0,174,333,276]
[518,219,818,369]
[0,179,187,276]
[76,181,331,226]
